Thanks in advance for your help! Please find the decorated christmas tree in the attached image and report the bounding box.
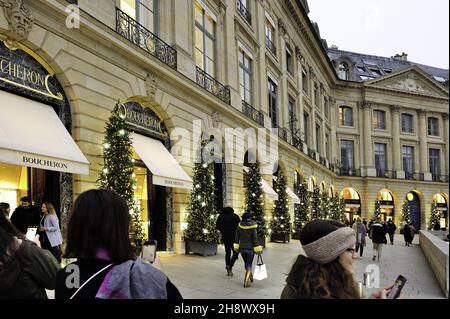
[401,199,411,225]
[184,142,220,244]
[270,169,291,242]
[373,200,381,220]
[244,160,267,242]
[428,202,441,230]
[338,196,347,224]
[98,103,146,251]
[310,187,321,220]
[320,191,331,219]
[294,181,310,233]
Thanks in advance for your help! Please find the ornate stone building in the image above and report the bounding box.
[0,0,448,253]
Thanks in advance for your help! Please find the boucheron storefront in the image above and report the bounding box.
[0,37,89,223]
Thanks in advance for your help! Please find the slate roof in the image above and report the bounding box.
[327,48,449,84]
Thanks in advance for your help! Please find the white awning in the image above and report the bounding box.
[131,133,193,190]
[345,204,361,208]
[0,90,89,175]
[287,187,300,204]
[243,166,278,200]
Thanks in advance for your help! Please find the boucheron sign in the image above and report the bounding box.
[0,39,64,101]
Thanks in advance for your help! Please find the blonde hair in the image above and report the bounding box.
[43,202,57,215]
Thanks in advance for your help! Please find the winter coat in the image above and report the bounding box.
[352,221,366,246]
[402,224,412,242]
[55,258,182,299]
[10,205,41,234]
[0,239,60,299]
[386,222,397,235]
[370,222,387,244]
[216,211,240,242]
[233,220,262,252]
[40,214,63,247]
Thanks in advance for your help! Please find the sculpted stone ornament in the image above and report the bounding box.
[390,105,400,113]
[145,72,158,101]
[211,110,221,129]
[0,0,34,40]
[278,20,287,37]
[359,101,372,109]
[442,113,449,121]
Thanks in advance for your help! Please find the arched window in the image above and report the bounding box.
[329,185,335,197]
[338,62,349,80]
[308,176,316,192]
[320,182,326,193]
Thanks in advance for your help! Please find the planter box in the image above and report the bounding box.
[271,233,290,243]
[185,240,217,256]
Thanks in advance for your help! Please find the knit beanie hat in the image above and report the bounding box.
[300,220,356,264]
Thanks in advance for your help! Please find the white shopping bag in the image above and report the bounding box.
[253,254,267,280]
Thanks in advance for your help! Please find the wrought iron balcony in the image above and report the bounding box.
[265,36,277,56]
[276,126,289,143]
[242,101,264,126]
[236,0,252,25]
[196,67,231,104]
[339,168,361,177]
[376,169,396,179]
[307,147,316,159]
[433,174,449,183]
[116,8,177,70]
[319,156,327,167]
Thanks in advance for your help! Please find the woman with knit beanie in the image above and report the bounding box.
[281,219,394,299]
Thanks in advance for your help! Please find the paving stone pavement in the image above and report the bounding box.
[159,235,446,299]
[46,234,446,299]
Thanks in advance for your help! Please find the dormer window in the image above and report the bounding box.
[338,62,349,80]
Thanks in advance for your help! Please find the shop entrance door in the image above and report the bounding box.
[408,193,421,232]
[30,168,61,220]
[148,175,167,251]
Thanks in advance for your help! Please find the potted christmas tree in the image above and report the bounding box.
[98,103,147,254]
[184,141,220,256]
[270,168,290,243]
[293,181,309,239]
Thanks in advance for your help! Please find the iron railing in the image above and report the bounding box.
[376,169,396,179]
[276,126,289,143]
[319,156,327,167]
[236,0,252,25]
[196,67,231,104]
[242,101,264,126]
[405,172,425,181]
[116,8,177,70]
[265,36,277,56]
[339,168,361,177]
[66,0,78,4]
[433,174,449,183]
[307,147,316,159]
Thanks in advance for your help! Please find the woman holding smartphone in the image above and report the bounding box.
[39,202,63,263]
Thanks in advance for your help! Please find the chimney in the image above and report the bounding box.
[392,52,408,61]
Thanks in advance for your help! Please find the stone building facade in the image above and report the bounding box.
[0,0,448,253]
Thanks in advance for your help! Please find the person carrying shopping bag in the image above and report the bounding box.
[230,213,263,288]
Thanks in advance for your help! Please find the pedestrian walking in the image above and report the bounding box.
[362,218,368,232]
[386,220,397,245]
[39,202,63,263]
[0,211,60,299]
[409,224,416,245]
[352,217,366,257]
[401,222,412,246]
[216,206,240,276]
[231,213,263,288]
[55,189,182,299]
[0,202,10,218]
[370,218,387,261]
[281,219,395,299]
[10,196,40,234]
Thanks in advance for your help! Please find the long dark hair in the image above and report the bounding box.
[287,255,359,299]
[64,189,134,263]
[287,219,359,299]
[0,213,23,269]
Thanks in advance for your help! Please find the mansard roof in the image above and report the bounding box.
[328,48,449,85]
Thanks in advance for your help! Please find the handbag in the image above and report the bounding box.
[253,254,267,280]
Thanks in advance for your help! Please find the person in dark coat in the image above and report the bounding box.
[0,202,10,218]
[386,220,397,245]
[10,196,40,235]
[231,213,262,288]
[402,222,412,246]
[370,218,387,261]
[281,219,394,299]
[0,211,60,299]
[216,206,240,276]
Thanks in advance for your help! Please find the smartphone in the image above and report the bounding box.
[25,226,38,241]
[141,240,157,263]
[387,275,407,299]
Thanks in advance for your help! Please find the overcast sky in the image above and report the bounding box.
[307,0,449,69]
